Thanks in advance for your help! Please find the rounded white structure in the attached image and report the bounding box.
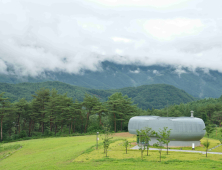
[128,116,206,147]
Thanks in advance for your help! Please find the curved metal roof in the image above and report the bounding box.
[128,116,206,141]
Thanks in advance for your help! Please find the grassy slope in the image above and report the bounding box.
[1,135,222,170]
[0,136,101,169]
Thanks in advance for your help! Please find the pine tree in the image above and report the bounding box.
[14,98,27,134]
[71,99,84,133]
[92,102,108,127]
[107,92,137,132]
[0,92,11,141]
[32,88,50,134]
[82,94,100,133]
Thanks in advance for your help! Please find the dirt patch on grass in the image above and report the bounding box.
[112,132,136,138]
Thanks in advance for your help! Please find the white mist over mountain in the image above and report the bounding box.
[0,0,222,76]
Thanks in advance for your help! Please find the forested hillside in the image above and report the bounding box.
[0,81,195,109]
[0,86,221,143]
[148,96,222,127]
[1,61,222,98]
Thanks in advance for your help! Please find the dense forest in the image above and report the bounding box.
[0,81,195,110]
[150,96,222,126]
[2,61,222,99]
[0,89,141,142]
[0,84,222,142]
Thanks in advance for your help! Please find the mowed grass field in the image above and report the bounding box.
[0,133,222,170]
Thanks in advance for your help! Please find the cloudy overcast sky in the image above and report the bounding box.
[0,0,222,76]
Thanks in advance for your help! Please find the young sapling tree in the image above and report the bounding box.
[204,124,214,138]
[144,127,155,156]
[136,128,146,160]
[203,140,210,157]
[153,137,165,162]
[154,127,171,162]
[160,127,171,155]
[102,126,113,157]
[123,139,130,154]
[202,124,214,157]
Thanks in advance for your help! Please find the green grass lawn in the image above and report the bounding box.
[0,134,222,170]
[167,138,221,151]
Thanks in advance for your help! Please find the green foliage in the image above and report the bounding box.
[2,78,222,143]
[0,144,21,152]
[154,127,171,162]
[157,127,171,155]
[107,92,137,132]
[136,128,149,160]
[203,140,210,157]
[0,81,195,110]
[123,139,130,154]
[102,126,113,157]
[2,61,222,99]
[204,124,215,138]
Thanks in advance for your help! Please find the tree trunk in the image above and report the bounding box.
[167,143,168,155]
[61,124,63,133]
[55,124,57,135]
[32,121,35,131]
[42,122,44,134]
[81,117,83,134]
[50,118,52,132]
[1,116,3,142]
[121,115,123,131]
[41,112,44,134]
[206,149,207,157]
[84,112,90,133]
[73,117,76,133]
[114,113,116,132]
[71,122,72,133]
[73,124,75,133]
[147,147,148,156]
[99,113,102,126]
[141,148,143,160]
[69,123,71,134]
[23,119,26,130]
[29,120,32,137]
[219,117,221,127]
[18,114,20,134]
[126,147,127,154]
[71,119,73,133]
[160,151,161,162]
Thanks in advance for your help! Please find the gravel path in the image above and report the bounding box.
[130,145,222,155]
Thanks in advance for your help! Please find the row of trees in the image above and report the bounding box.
[0,88,139,142]
[1,86,222,142]
[147,97,222,127]
[137,127,171,162]
[102,126,172,162]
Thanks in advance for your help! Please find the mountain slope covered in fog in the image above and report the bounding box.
[1,61,222,98]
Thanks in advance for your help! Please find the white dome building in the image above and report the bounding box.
[128,115,206,147]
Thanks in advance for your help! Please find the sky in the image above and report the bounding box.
[0,0,222,76]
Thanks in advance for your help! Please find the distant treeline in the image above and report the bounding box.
[147,96,222,127]
[0,89,140,142]
[0,81,195,110]
[0,86,221,142]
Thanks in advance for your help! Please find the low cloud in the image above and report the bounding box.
[153,70,163,76]
[130,68,140,74]
[173,66,187,78]
[0,0,222,77]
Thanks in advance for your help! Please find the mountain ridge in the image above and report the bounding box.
[0,81,195,110]
[1,61,222,98]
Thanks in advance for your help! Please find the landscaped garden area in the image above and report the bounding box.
[1,132,222,170]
